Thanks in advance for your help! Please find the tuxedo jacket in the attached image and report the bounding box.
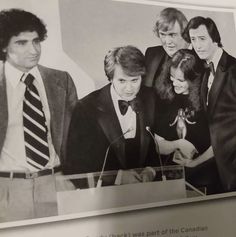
[201,50,236,192]
[65,84,159,174]
[143,46,167,87]
[0,63,78,165]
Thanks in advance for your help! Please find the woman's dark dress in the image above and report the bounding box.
[156,94,222,194]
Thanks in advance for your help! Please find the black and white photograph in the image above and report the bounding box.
[1,0,236,235]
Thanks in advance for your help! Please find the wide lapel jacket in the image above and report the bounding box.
[144,46,166,87]
[38,65,67,160]
[200,69,209,112]
[0,63,77,162]
[95,84,126,168]
[201,51,232,117]
[95,84,154,169]
[38,65,79,163]
[0,64,65,155]
[0,62,8,153]
[136,86,155,166]
[207,51,231,116]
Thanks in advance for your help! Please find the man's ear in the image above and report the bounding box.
[213,42,219,51]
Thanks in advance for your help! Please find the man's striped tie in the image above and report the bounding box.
[23,73,50,170]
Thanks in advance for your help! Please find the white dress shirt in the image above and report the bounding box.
[110,85,156,184]
[0,62,60,172]
[110,84,137,139]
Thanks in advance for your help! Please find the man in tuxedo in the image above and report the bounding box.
[65,45,196,186]
[143,7,189,87]
[0,9,77,221]
[183,16,236,192]
[65,46,159,185]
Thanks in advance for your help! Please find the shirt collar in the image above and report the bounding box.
[207,47,223,69]
[5,61,25,88]
[21,66,41,84]
[5,62,40,88]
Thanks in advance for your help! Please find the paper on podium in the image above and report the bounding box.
[57,179,186,215]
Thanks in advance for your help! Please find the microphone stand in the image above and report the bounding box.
[146,126,166,181]
[185,181,206,196]
[96,128,133,188]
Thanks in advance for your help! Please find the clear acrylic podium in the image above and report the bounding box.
[56,165,189,216]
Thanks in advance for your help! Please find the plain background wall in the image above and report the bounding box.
[59,0,236,88]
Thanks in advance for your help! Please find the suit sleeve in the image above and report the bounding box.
[211,67,236,191]
[64,100,107,175]
[64,102,91,174]
[60,72,78,164]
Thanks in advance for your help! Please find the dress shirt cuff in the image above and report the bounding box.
[144,166,156,178]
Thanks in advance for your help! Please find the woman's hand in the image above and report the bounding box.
[175,146,214,168]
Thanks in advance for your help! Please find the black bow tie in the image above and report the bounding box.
[118,99,138,115]
[204,61,215,76]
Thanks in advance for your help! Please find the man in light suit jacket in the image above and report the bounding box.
[144,8,189,88]
[183,16,236,192]
[0,9,77,221]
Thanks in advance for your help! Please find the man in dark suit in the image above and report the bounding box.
[0,9,77,221]
[183,16,236,192]
[65,46,161,185]
[144,8,189,87]
[65,45,195,186]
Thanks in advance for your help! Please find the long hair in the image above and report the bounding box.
[155,49,203,111]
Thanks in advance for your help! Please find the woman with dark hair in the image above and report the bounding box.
[155,49,222,194]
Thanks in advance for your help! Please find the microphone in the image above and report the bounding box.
[146,126,166,181]
[96,127,133,187]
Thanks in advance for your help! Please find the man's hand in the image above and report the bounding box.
[173,149,192,165]
[140,167,156,182]
[120,169,142,184]
[184,146,214,168]
[156,135,198,159]
[184,157,201,167]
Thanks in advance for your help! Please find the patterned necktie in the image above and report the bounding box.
[23,73,50,169]
[118,99,139,115]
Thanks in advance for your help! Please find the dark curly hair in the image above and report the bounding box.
[155,49,203,111]
[0,8,47,60]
